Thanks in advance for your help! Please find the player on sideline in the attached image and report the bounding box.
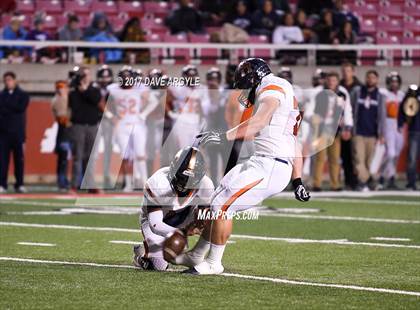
[107,66,150,191]
[133,146,214,271]
[175,58,311,275]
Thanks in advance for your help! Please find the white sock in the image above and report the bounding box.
[124,174,133,189]
[134,159,147,187]
[206,243,226,266]
[190,236,210,258]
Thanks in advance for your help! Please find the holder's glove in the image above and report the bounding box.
[292,178,310,202]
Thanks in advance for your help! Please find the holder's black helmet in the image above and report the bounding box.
[386,71,402,89]
[234,58,271,89]
[167,147,206,194]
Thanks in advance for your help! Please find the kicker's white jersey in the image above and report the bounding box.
[107,83,145,124]
[254,74,300,159]
[142,167,214,219]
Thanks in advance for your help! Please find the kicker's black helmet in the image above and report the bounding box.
[167,147,206,195]
[234,58,271,90]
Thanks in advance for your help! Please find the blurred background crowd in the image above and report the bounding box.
[1,62,419,194]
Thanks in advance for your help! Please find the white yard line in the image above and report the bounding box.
[313,198,420,206]
[370,237,411,242]
[17,242,56,247]
[0,256,419,297]
[1,221,419,250]
[260,213,420,224]
[109,240,139,245]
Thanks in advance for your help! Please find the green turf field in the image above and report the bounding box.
[0,195,419,309]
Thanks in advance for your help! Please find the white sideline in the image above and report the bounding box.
[17,242,56,247]
[260,213,420,224]
[1,221,419,250]
[0,257,419,297]
[109,240,139,245]
[371,237,411,242]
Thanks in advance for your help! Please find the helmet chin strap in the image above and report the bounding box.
[238,85,257,108]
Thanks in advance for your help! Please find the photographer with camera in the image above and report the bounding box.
[68,66,102,192]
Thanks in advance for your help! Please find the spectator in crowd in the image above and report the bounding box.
[340,62,361,190]
[68,67,102,192]
[351,70,386,191]
[199,0,230,26]
[272,12,304,44]
[269,0,290,14]
[225,0,252,33]
[84,12,113,39]
[378,72,405,189]
[333,20,356,44]
[51,81,72,192]
[295,9,317,43]
[398,85,420,190]
[333,0,360,34]
[58,14,82,41]
[84,13,121,63]
[311,71,353,191]
[0,72,29,193]
[298,0,334,16]
[26,14,57,63]
[340,62,361,92]
[165,0,204,34]
[314,9,335,44]
[2,14,27,58]
[118,17,149,63]
[250,0,281,37]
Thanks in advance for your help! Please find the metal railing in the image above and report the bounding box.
[1,40,419,66]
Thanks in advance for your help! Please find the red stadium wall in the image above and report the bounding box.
[6,100,417,183]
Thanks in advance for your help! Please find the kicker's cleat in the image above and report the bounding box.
[183,261,224,275]
[173,251,205,268]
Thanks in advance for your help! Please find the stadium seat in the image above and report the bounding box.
[380,3,404,16]
[376,18,402,33]
[352,3,378,17]
[91,0,117,15]
[43,14,57,29]
[109,14,129,32]
[402,31,420,44]
[376,32,400,44]
[360,19,376,34]
[249,35,271,59]
[141,17,167,35]
[143,1,170,18]
[189,34,218,64]
[163,34,190,63]
[36,0,62,14]
[63,0,91,14]
[16,0,35,14]
[117,1,143,17]
[404,18,420,33]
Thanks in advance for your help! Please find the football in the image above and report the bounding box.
[163,230,187,262]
